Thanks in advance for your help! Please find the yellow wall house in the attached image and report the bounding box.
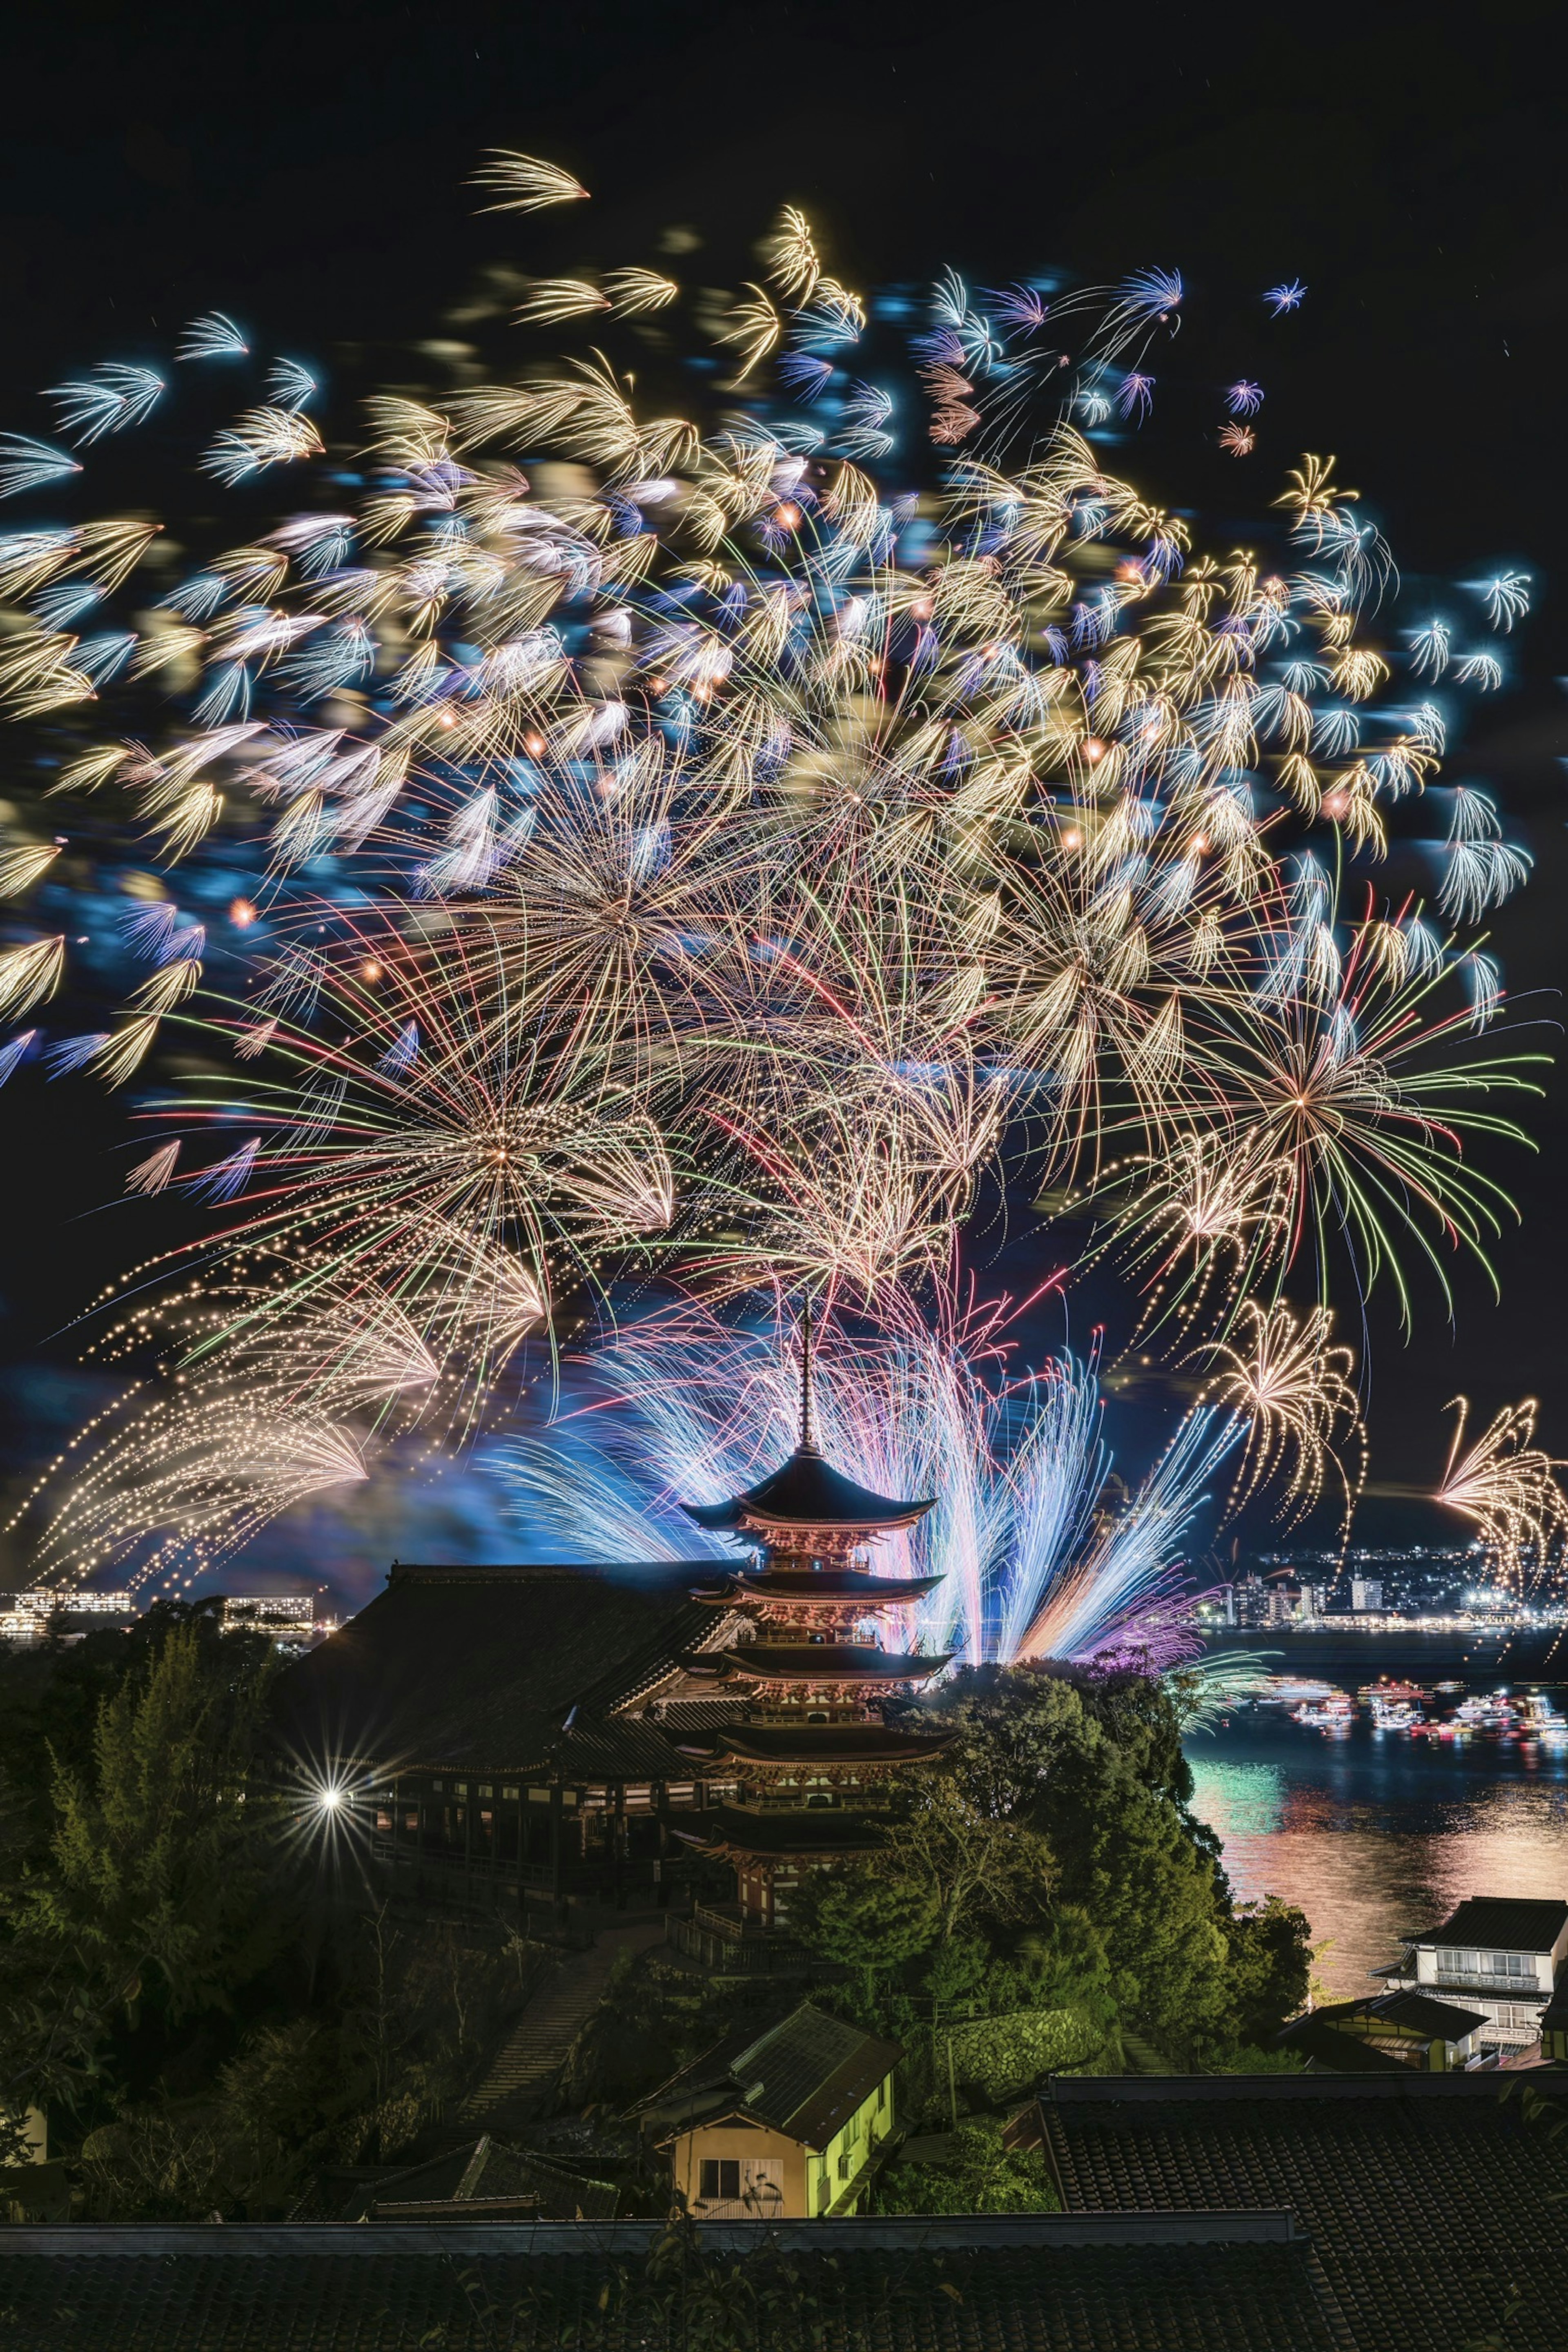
[639,2002,902,2219]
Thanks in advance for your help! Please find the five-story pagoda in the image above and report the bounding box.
[674,1309,956,1929]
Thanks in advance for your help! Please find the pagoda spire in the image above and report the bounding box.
[798,1294,817,1455]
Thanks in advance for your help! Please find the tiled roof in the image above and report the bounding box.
[1277,1992,1490,2061]
[1419,1897,1568,1953]
[0,2215,1351,2350]
[289,2136,617,2224]
[641,2002,902,2148]
[274,1561,735,1777]
[1272,2020,1414,2073]
[1038,2072,1568,2352]
[684,1441,935,1532]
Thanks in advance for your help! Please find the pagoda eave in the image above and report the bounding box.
[688,1645,951,1686]
[676,1722,957,1768]
[673,1806,888,1860]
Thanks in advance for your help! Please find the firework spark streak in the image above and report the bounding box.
[0,156,1549,1607]
[1434,1397,1568,1590]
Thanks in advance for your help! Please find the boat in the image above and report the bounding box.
[1520,1692,1567,1740]
[1358,1678,1430,1707]
[1292,1692,1355,1731]
[1267,1678,1337,1707]
[1368,1695,1423,1730]
[1435,1679,1463,1695]
[1453,1690,1516,1729]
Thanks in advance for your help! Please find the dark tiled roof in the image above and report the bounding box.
[0,2215,1349,2351]
[684,1443,935,1533]
[677,1721,955,1765]
[692,1565,944,1605]
[1038,2072,1568,2352]
[676,1802,887,1856]
[1272,2021,1414,2073]
[642,2002,902,2148]
[274,1561,733,1777]
[702,1643,951,1683]
[290,2138,617,2225]
[1420,1897,1568,1952]
[1276,1993,1490,2067]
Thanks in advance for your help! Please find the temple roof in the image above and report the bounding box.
[673,1803,891,1858]
[273,1560,737,1778]
[690,1566,943,1608]
[675,1720,957,1767]
[692,1644,952,1685]
[683,1443,935,1537]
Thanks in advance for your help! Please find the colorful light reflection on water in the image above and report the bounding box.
[1186,1632,1568,1996]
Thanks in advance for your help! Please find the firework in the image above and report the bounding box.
[1201,1299,1365,1538]
[1434,1397,1568,1590]
[0,156,1549,1593]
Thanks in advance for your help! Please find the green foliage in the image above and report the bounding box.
[0,1617,287,2124]
[32,1621,285,2016]
[1224,1896,1314,2044]
[876,2117,1058,2214]
[944,2008,1105,2104]
[788,1866,938,2006]
[879,1771,1054,1944]
[921,1662,1302,2058]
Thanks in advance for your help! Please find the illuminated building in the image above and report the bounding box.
[672,1307,955,1929]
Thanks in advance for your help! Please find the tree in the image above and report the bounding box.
[880,1773,1054,1943]
[0,1621,286,2123]
[1224,1896,1313,2044]
[876,2117,1057,2214]
[789,1865,938,2006]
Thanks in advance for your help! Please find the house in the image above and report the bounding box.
[1012,2070,1568,2352]
[637,2001,902,2218]
[1377,1895,1568,2055]
[1274,1988,1487,2073]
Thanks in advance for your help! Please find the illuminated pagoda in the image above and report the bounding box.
[673,1308,956,1929]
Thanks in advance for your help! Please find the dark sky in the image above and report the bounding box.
[0,0,1564,1582]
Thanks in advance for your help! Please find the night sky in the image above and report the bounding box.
[1,0,1563,1592]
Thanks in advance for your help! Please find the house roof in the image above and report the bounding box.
[1419,1897,1568,1953]
[641,2002,903,2149]
[272,1560,733,1777]
[1277,1992,1490,2057]
[288,2137,617,2224]
[1270,2021,1414,2074]
[1036,2071,1568,2352]
[683,1443,936,1535]
[0,2215,1351,2352]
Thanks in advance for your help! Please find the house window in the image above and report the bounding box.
[877,2079,887,2111]
[699,2159,740,2201]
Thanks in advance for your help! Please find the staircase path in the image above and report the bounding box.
[456,1919,666,2130]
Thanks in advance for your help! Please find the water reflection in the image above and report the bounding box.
[1187,1636,1568,1996]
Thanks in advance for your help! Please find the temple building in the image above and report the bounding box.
[273,1314,957,1944]
[672,1319,956,1927]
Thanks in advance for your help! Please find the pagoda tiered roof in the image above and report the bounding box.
[682,1443,935,1537]
[690,1564,942,1608]
[675,1720,956,1767]
[689,1643,952,1686]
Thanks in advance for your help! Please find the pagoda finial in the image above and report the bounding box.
[799,1293,817,1453]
